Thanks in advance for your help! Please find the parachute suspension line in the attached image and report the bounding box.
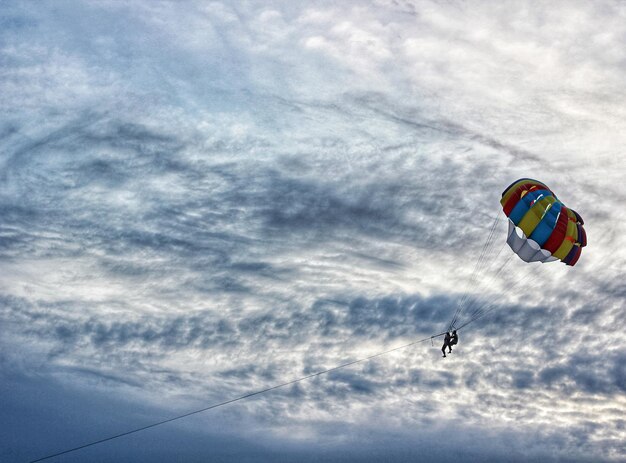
[488,232,508,264]
[472,215,505,281]
[462,264,536,327]
[452,237,511,328]
[457,263,544,330]
[463,251,514,322]
[448,214,501,331]
[448,215,499,329]
[448,215,500,330]
[29,331,449,463]
[451,221,543,332]
[459,215,500,306]
[467,238,511,313]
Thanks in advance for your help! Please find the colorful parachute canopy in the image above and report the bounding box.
[501,178,587,266]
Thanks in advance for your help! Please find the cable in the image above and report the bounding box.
[29,331,449,463]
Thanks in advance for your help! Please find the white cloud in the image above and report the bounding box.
[1,1,624,461]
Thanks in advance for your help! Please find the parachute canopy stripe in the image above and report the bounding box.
[529,201,562,246]
[501,178,551,200]
[501,178,586,266]
[571,209,584,225]
[501,181,553,216]
[508,189,552,225]
[564,244,582,266]
[543,210,570,254]
[518,196,556,237]
[552,219,577,260]
[578,224,587,247]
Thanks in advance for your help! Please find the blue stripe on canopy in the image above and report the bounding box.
[508,189,552,225]
[529,201,562,246]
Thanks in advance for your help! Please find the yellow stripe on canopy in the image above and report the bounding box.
[553,219,577,260]
[518,196,556,237]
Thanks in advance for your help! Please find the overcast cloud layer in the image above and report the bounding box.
[1,1,625,462]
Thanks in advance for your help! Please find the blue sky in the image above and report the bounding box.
[1,1,625,462]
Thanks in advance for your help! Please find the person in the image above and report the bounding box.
[449,330,458,353]
[441,331,451,357]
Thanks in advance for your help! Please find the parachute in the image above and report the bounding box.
[446,178,587,332]
[501,178,587,266]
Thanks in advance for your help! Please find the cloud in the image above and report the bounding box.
[0,0,625,462]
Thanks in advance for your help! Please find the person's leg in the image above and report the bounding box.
[441,344,447,357]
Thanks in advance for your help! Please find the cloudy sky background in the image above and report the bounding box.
[1,1,625,461]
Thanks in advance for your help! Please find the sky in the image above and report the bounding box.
[1,1,625,462]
